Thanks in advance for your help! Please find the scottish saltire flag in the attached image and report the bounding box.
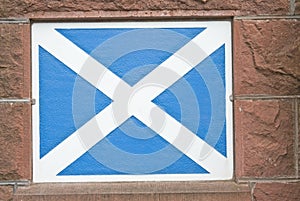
[32,22,233,182]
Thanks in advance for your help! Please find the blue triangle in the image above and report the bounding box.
[152,89,182,122]
[56,28,135,54]
[58,117,208,175]
[162,28,206,39]
[153,45,226,157]
[152,68,211,139]
[39,46,112,158]
[56,28,205,55]
[214,44,226,86]
[58,151,125,175]
[106,117,172,154]
[108,50,172,86]
[154,154,209,174]
[58,149,208,175]
[56,28,205,86]
[214,124,226,157]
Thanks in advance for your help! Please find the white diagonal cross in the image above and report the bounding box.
[33,23,230,181]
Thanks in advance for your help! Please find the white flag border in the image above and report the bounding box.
[32,21,233,183]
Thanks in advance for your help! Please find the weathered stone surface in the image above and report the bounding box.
[0,0,289,18]
[14,193,251,201]
[253,182,300,201]
[158,193,251,201]
[14,194,159,201]
[14,194,248,201]
[298,99,300,177]
[235,100,295,178]
[0,186,13,201]
[14,182,251,195]
[0,103,31,180]
[14,182,251,201]
[0,24,30,98]
[295,0,300,14]
[234,19,300,96]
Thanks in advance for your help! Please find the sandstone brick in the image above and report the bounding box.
[295,0,300,14]
[0,103,31,180]
[298,99,300,176]
[234,19,300,96]
[235,100,295,178]
[0,0,289,18]
[0,24,30,99]
[13,194,247,201]
[253,182,300,201]
[14,194,159,201]
[0,186,13,201]
[14,193,251,201]
[158,193,251,201]
[14,182,251,201]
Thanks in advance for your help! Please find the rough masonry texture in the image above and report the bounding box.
[0,186,13,201]
[296,0,300,14]
[0,103,31,180]
[14,182,251,201]
[0,0,299,200]
[298,100,300,177]
[234,19,300,96]
[235,100,295,178]
[0,0,290,17]
[253,182,300,201]
[0,24,30,99]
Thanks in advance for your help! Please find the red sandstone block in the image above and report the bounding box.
[14,182,251,201]
[235,100,295,178]
[298,100,300,177]
[158,193,251,201]
[0,23,30,99]
[295,0,300,14]
[0,0,289,18]
[0,186,13,201]
[234,19,300,96]
[0,103,31,180]
[14,194,159,201]
[253,182,300,201]
[14,193,251,201]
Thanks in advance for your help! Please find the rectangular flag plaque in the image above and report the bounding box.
[32,21,233,182]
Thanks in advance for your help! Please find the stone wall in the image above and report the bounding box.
[0,0,299,200]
